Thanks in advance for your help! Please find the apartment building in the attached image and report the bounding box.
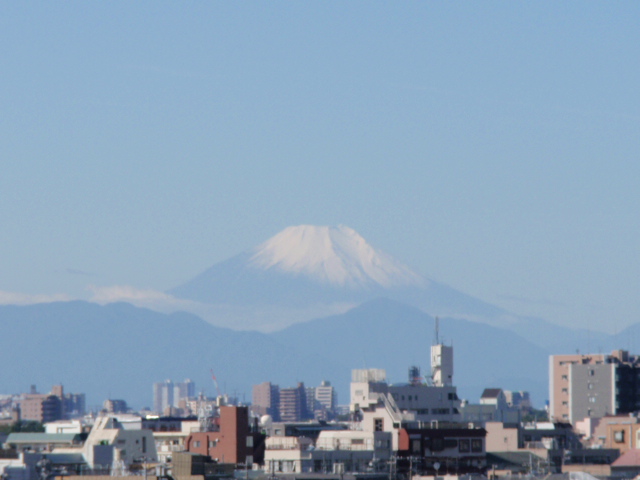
[251,382,280,420]
[549,350,640,424]
[279,383,309,422]
[185,406,265,466]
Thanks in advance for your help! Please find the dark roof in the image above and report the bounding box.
[5,433,81,444]
[43,453,86,465]
[487,451,543,468]
[481,388,503,399]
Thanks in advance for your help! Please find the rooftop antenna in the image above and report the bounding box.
[435,316,440,345]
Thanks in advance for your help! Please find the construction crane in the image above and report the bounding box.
[210,369,222,398]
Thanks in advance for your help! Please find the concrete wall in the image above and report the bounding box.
[484,422,519,452]
[549,353,605,421]
[569,363,614,424]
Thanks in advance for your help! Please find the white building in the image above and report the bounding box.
[53,415,157,468]
[350,341,462,451]
[173,379,196,408]
[431,344,454,387]
[264,429,391,474]
[153,380,174,413]
[315,380,337,413]
[153,420,199,464]
[44,419,85,434]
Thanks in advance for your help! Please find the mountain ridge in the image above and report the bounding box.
[0,298,627,409]
[168,225,514,331]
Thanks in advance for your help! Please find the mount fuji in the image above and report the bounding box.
[169,225,510,330]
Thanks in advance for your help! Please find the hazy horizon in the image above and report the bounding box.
[2,3,639,333]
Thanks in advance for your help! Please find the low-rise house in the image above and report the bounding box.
[611,449,640,478]
[396,425,487,476]
[49,415,158,470]
[485,420,618,474]
[44,419,87,434]
[172,451,235,480]
[143,417,200,463]
[598,414,640,454]
[264,429,391,474]
[459,389,520,424]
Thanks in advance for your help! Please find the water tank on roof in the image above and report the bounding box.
[260,415,273,428]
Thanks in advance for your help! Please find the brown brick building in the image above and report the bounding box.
[185,406,265,466]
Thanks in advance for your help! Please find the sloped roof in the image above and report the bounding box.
[481,388,503,399]
[613,449,640,467]
[487,451,543,468]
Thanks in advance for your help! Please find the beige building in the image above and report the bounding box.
[484,422,520,452]
[549,350,640,424]
[17,394,62,423]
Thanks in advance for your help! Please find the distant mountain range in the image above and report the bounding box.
[167,225,608,350]
[0,298,631,410]
[169,225,513,331]
[2,225,627,411]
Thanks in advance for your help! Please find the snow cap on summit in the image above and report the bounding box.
[248,225,426,289]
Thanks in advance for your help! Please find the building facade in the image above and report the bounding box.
[549,350,640,424]
[185,406,264,466]
[252,382,280,421]
[153,380,174,413]
[279,383,309,422]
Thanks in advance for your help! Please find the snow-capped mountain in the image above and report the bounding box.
[247,225,426,289]
[169,225,506,331]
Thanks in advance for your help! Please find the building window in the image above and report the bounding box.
[412,440,420,453]
[459,439,470,453]
[562,388,568,394]
[431,438,444,452]
[615,431,625,443]
[374,418,383,432]
[431,408,450,415]
[471,439,483,453]
[562,375,568,380]
[588,383,594,390]
[590,369,595,376]
[194,441,201,448]
[246,437,253,447]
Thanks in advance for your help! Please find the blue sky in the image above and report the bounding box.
[1,2,639,332]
